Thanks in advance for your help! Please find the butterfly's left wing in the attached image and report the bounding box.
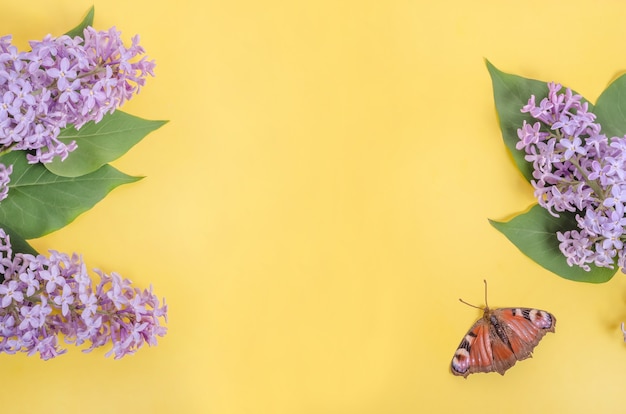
[451,314,518,377]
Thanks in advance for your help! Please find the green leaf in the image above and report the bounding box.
[64,6,95,38]
[486,60,593,182]
[489,204,618,283]
[0,151,140,239]
[593,73,626,138]
[45,111,167,177]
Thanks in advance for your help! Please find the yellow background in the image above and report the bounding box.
[2,0,626,413]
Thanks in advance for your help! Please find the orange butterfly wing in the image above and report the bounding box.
[451,307,556,378]
[494,308,556,360]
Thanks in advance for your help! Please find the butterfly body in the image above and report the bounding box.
[451,286,556,378]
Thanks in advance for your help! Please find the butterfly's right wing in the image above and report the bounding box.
[494,307,556,360]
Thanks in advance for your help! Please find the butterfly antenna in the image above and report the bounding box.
[458,298,483,310]
[483,279,489,309]
[458,280,489,310]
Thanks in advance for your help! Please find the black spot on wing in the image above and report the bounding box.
[458,338,470,352]
[457,330,477,352]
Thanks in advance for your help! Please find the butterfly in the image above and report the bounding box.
[451,280,556,378]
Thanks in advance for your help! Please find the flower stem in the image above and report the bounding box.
[569,156,606,200]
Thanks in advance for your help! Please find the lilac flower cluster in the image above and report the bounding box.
[0,27,155,164]
[0,229,167,359]
[517,82,626,272]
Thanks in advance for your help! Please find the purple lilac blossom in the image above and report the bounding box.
[0,162,11,202]
[0,27,155,164]
[517,82,626,272]
[0,228,167,359]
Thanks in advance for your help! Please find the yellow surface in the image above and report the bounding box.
[2,0,626,413]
